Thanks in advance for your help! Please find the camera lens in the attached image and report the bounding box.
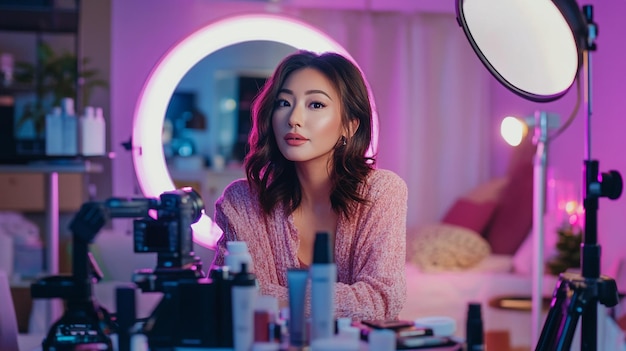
[181,187,205,223]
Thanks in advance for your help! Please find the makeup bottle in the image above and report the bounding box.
[79,106,106,156]
[94,107,106,155]
[465,302,484,351]
[231,262,257,351]
[310,232,336,342]
[45,106,63,156]
[209,267,233,348]
[115,285,136,351]
[61,97,77,155]
[287,268,309,347]
[225,241,254,275]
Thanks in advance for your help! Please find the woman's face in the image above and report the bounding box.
[272,67,343,165]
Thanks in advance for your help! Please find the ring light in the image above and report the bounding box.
[133,13,378,248]
[456,0,587,102]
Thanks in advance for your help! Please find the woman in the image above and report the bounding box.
[211,50,407,320]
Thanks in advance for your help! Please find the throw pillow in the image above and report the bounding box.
[484,134,536,255]
[441,177,508,235]
[410,224,491,272]
[442,199,497,234]
[484,160,534,255]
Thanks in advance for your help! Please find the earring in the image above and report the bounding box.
[342,136,347,146]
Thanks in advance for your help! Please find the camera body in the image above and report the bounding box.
[104,188,206,292]
[132,188,202,270]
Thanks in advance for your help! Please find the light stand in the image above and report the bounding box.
[530,111,551,346]
[502,111,560,345]
[534,5,622,351]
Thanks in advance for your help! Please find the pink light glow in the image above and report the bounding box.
[133,13,379,248]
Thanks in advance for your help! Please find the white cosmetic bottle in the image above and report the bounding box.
[310,232,337,342]
[79,106,106,156]
[225,241,254,275]
[61,97,77,155]
[93,107,106,155]
[231,262,257,351]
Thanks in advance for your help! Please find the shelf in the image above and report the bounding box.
[0,158,104,173]
[0,83,37,95]
[0,6,78,33]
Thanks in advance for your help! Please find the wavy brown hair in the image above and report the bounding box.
[245,50,375,217]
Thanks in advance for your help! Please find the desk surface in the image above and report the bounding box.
[18,334,462,351]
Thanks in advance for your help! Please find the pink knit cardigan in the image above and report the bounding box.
[211,169,407,320]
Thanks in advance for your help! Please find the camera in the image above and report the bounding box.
[127,188,204,255]
[30,187,208,351]
[105,187,205,291]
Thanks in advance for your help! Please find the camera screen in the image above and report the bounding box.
[134,220,175,253]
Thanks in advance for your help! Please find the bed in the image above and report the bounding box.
[399,255,553,350]
[400,253,626,351]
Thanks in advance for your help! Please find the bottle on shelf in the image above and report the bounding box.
[79,106,106,156]
[61,97,77,156]
[45,106,63,156]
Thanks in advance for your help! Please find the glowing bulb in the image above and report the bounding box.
[564,200,578,215]
[500,116,527,146]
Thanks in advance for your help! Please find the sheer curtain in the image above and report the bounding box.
[298,10,493,238]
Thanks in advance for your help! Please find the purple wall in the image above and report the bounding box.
[489,0,626,271]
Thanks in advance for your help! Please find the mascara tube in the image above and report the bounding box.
[310,232,337,342]
[466,302,484,351]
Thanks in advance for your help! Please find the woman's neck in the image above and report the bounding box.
[295,161,333,207]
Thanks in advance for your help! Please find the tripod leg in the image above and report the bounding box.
[581,295,598,350]
[554,288,588,351]
[535,278,567,351]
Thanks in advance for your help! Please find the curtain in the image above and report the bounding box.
[297,10,493,239]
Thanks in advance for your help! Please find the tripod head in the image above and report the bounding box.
[582,161,622,279]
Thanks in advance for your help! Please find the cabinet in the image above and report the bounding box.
[0,173,84,212]
[0,0,84,268]
[0,0,81,162]
[0,1,97,329]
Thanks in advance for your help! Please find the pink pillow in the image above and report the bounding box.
[483,162,533,255]
[442,198,497,234]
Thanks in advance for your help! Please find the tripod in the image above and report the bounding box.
[535,5,622,351]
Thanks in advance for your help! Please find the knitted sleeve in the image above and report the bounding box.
[334,170,408,320]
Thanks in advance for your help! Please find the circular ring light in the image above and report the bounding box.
[456,0,587,102]
[133,13,379,248]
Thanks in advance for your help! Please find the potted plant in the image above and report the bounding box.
[13,41,108,135]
